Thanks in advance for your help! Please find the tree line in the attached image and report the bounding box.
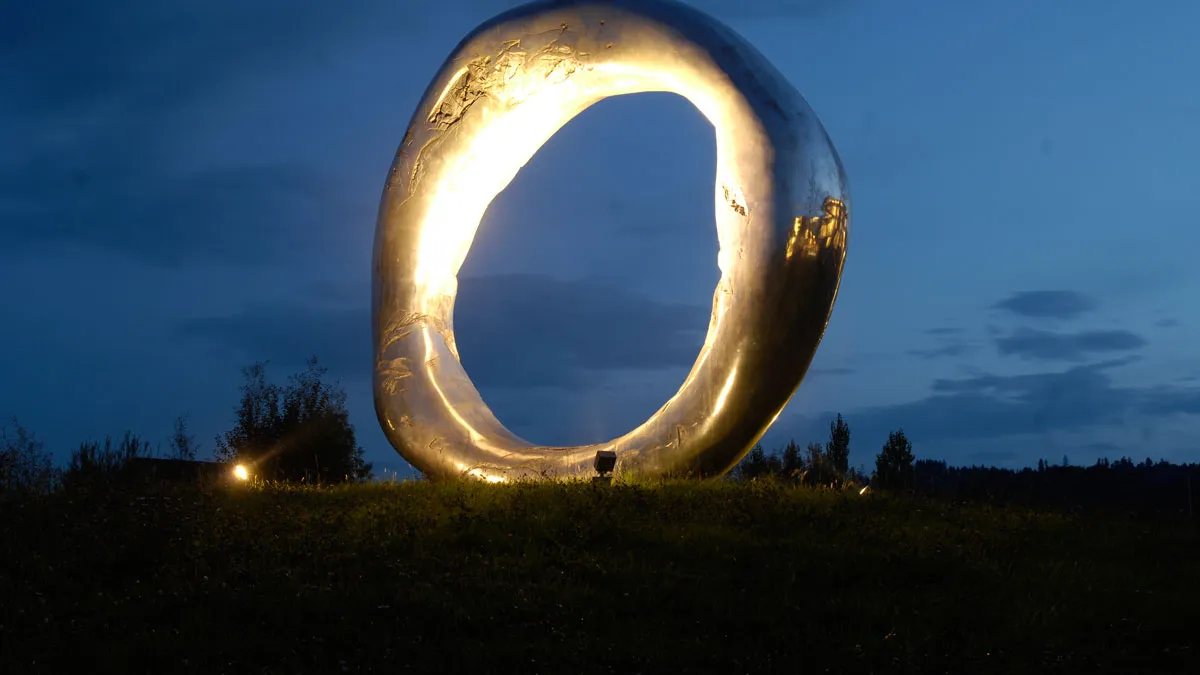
[733,413,1198,519]
[3,373,1197,520]
[0,357,371,496]
[734,414,916,491]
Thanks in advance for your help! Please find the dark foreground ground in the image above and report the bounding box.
[2,480,1197,674]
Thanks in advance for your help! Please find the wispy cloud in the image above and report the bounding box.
[0,0,856,267]
[685,0,857,19]
[809,366,857,376]
[0,0,413,265]
[909,343,974,360]
[0,163,347,264]
[994,328,1146,361]
[778,357,1200,450]
[992,290,1098,320]
[177,273,708,388]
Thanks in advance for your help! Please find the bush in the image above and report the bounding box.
[0,418,56,497]
[215,358,371,483]
[62,432,150,489]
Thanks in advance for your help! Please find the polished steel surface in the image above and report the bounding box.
[373,0,849,481]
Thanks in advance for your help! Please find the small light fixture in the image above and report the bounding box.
[593,450,616,485]
[233,464,250,481]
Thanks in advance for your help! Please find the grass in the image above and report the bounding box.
[2,479,1197,674]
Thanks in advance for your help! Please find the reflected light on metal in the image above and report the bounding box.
[373,0,849,481]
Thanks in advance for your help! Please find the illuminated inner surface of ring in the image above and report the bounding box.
[373,0,849,481]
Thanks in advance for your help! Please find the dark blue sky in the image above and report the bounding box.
[3,0,1198,478]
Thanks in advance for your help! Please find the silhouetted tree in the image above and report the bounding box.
[825,414,851,485]
[0,418,56,497]
[718,426,1200,517]
[216,362,279,464]
[802,442,828,487]
[781,440,802,481]
[904,454,1199,518]
[874,428,915,491]
[63,431,150,487]
[168,414,197,461]
[737,444,772,480]
[215,358,372,483]
[766,452,783,478]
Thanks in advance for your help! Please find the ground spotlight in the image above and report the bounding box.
[593,451,617,485]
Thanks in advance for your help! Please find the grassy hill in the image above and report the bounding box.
[2,479,1196,674]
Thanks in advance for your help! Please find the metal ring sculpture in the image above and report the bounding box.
[373,0,849,481]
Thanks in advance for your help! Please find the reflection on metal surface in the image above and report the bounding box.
[787,197,848,260]
[373,0,850,481]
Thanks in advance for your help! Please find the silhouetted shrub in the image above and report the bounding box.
[167,414,198,461]
[0,418,56,498]
[215,358,372,483]
[62,431,150,489]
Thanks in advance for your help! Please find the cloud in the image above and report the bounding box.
[1141,387,1200,416]
[177,306,370,378]
[1081,441,1124,458]
[965,449,1019,464]
[0,0,845,129]
[0,163,348,264]
[909,343,973,360]
[0,0,414,265]
[1156,318,1179,328]
[684,0,855,19]
[1,1,393,120]
[994,328,1146,361]
[176,273,708,388]
[0,0,854,266]
[0,0,850,121]
[809,367,856,376]
[456,274,707,387]
[910,326,974,360]
[775,358,1200,457]
[991,290,1098,320]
